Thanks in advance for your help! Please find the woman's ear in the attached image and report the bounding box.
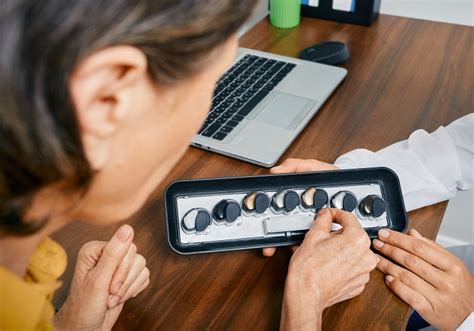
[70,46,148,170]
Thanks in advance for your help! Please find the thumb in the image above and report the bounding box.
[75,241,107,279]
[92,224,134,288]
[312,208,334,233]
[303,209,333,244]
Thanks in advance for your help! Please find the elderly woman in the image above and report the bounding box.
[0,1,377,330]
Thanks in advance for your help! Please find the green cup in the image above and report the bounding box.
[270,0,301,29]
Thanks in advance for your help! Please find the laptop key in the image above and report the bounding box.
[268,77,282,86]
[213,106,226,114]
[221,126,234,133]
[201,123,221,137]
[247,55,258,62]
[276,71,289,79]
[221,112,234,120]
[233,100,245,108]
[268,65,282,74]
[227,120,239,127]
[227,106,240,114]
[243,91,255,99]
[213,132,227,141]
[232,115,244,122]
[262,84,276,92]
[238,90,270,116]
[282,64,296,72]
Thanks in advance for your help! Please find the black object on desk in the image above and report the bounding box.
[301,0,381,26]
[299,41,350,65]
[165,168,408,255]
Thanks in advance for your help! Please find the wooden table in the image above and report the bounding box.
[53,15,473,330]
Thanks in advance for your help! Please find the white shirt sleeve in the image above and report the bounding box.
[457,312,474,330]
[334,113,474,212]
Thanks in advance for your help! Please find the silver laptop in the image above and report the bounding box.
[192,47,347,167]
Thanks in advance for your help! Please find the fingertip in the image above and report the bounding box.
[378,229,390,239]
[373,255,384,271]
[262,247,276,257]
[270,164,288,174]
[385,275,395,284]
[375,254,381,263]
[107,294,120,309]
[116,224,133,243]
[408,228,423,238]
[372,238,384,249]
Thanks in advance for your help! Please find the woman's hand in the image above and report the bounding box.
[264,158,338,257]
[374,228,474,331]
[55,225,150,331]
[281,209,378,330]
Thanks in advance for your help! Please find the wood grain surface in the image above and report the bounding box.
[52,15,473,330]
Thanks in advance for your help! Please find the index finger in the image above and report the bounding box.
[109,243,137,294]
[377,229,451,270]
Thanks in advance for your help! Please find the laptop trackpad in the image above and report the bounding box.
[254,93,314,129]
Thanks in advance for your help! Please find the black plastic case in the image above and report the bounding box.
[165,168,407,255]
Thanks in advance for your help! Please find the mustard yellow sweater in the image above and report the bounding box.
[0,238,67,330]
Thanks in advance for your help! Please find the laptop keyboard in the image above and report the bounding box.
[198,54,297,141]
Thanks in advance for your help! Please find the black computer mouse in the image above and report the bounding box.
[299,41,350,65]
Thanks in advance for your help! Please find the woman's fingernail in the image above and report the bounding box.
[109,295,120,307]
[375,255,381,263]
[117,225,132,242]
[112,282,122,294]
[386,275,394,283]
[373,239,384,248]
[379,229,390,238]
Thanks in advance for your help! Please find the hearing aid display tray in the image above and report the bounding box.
[165,167,407,255]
